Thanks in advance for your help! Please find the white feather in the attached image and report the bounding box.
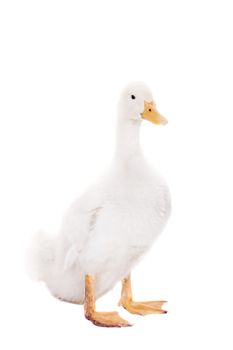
[26,230,54,281]
[27,82,171,304]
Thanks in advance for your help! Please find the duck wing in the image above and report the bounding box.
[62,186,106,271]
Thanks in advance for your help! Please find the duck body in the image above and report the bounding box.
[28,82,171,313]
[43,150,170,303]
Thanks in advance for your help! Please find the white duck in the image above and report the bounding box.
[28,82,171,327]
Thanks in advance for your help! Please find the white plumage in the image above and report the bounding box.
[28,82,171,305]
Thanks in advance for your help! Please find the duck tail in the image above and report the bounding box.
[26,230,54,282]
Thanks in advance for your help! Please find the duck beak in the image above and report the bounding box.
[141,101,168,125]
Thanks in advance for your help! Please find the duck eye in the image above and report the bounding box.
[149,108,151,112]
[131,95,136,100]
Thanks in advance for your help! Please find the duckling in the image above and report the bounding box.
[28,82,171,327]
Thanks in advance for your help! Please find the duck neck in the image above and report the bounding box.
[115,114,142,162]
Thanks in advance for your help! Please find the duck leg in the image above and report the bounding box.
[118,274,167,315]
[84,275,131,327]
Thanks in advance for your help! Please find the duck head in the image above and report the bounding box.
[118,82,167,125]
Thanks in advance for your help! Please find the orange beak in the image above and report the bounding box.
[141,101,167,125]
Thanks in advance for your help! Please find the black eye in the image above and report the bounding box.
[149,108,151,112]
[131,95,136,99]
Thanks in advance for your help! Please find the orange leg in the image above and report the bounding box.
[84,275,131,328]
[118,274,167,315]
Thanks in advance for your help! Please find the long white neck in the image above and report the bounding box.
[114,112,142,162]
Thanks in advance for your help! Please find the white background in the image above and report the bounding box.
[0,0,233,349]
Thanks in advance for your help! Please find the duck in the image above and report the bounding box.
[28,82,171,327]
